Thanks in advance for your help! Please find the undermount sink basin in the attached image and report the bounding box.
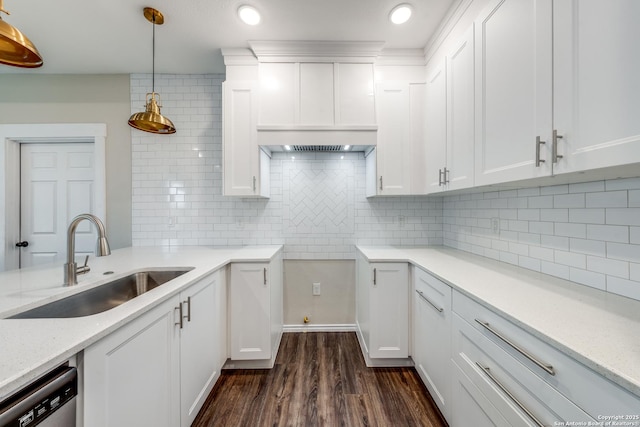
[9,268,194,319]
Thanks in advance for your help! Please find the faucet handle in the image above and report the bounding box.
[76,255,91,276]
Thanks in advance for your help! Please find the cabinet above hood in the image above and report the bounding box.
[222,42,386,149]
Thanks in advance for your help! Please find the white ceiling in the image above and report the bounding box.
[1,0,457,75]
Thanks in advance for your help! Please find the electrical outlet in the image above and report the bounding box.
[398,215,406,228]
[491,217,500,234]
[312,282,321,296]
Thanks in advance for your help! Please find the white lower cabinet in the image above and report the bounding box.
[229,250,283,368]
[82,271,224,427]
[356,251,409,365]
[450,290,640,426]
[412,267,451,420]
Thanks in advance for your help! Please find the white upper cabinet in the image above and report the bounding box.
[425,60,448,193]
[258,61,376,128]
[552,0,640,174]
[373,82,411,195]
[337,63,377,125]
[474,0,553,186]
[222,81,270,197]
[446,29,475,191]
[425,28,475,194]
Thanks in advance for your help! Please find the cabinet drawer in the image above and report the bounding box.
[414,266,451,313]
[453,291,640,417]
[453,313,593,426]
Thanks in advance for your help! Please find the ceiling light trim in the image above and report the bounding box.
[238,5,261,26]
[389,3,413,25]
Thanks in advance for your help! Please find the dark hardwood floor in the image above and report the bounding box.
[192,332,448,427]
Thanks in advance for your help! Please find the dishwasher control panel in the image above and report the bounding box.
[0,365,77,427]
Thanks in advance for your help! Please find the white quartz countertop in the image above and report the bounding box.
[357,245,640,398]
[0,245,282,400]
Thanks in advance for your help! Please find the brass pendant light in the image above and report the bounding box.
[128,7,176,134]
[0,0,43,68]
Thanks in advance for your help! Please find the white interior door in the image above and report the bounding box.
[19,143,96,268]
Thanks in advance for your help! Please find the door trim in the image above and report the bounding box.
[0,123,107,271]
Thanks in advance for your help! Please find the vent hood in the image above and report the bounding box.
[266,144,373,153]
[223,41,384,151]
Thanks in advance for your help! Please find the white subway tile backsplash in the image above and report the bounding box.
[586,191,627,208]
[586,224,629,243]
[586,256,629,279]
[553,193,585,208]
[130,74,442,259]
[606,208,640,226]
[568,208,605,224]
[129,74,640,301]
[606,242,640,263]
[607,276,640,300]
[569,267,606,290]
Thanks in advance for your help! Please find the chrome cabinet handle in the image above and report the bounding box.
[535,136,546,167]
[253,176,257,192]
[184,296,191,322]
[379,176,383,191]
[475,319,555,376]
[443,167,450,185]
[415,290,444,312]
[373,268,377,285]
[476,362,545,427]
[175,303,184,329]
[438,169,443,186]
[552,129,564,163]
[263,267,267,285]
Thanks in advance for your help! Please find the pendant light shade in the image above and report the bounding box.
[0,0,43,68]
[128,7,176,134]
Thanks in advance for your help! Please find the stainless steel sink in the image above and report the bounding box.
[9,268,194,319]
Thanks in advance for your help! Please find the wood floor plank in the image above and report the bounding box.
[192,332,447,427]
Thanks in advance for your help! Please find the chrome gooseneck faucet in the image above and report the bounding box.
[64,213,111,286]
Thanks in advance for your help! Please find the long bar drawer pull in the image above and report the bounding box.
[415,290,443,313]
[475,362,545,427]
[475,319,555,376]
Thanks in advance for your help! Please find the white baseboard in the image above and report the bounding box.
[283,323,357,333]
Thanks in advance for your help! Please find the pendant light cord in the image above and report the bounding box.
[151,13,155,94]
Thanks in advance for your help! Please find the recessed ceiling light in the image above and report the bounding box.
[390,4,412,25]
[238,5,261,25]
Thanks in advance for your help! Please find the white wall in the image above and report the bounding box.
[0,74,132,250]
[130,72,640,310]
[130,73,444,258]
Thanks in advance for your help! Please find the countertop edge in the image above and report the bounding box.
[356,245,640,398]
[0,245,283,400]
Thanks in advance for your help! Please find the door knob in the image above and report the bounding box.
[15,241,29,247]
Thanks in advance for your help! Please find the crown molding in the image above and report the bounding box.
[221,48,258,66]
[376,48,426,66]
[248,40,386,63]
[423,0,474,63]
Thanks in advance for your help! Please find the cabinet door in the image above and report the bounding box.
[230,263,271,360]
[300,63,334,125]
[258,63,297,125]
[369,262,409,358]
[376,82,411,195]
[474,0,553,186]
[413,268,452,419]
[410,83,428,194]
[553,0,640,174]
[223,81,260,196]
[83,297,180,427]
[446,28,475,191]
[180,273,219,427]
[336,63,376,125]
[425,62,447,193]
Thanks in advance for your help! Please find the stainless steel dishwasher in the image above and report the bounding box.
[0,364,77,427]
